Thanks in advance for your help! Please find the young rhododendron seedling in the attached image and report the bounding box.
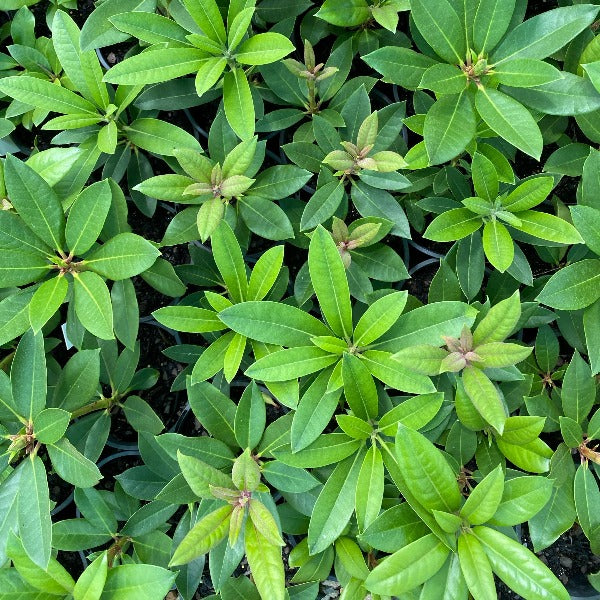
[394,291,532,435]
[322,110,408,179]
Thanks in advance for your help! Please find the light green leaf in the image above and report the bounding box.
[103,48,207,85]
[66,180,112,256]
[236,33,295,65]
[537,259,600,310]
[211,220,247,303]
[475,87,542,159]
[73,271,114,340]
[308,225,353,339]
[462,366,506,434]
[47,438,102,488]
[83,233,160,280]
[482,220,514,272]
[223,67,254,141]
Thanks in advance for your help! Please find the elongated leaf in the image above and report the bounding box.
[424,92,476,166]
[473,0,516,53]
[355,445,384,532]
[73,552,107,600]
[0,75,97,115]
[342,353,378,420]
[410,0,465,63]
[103,48,207,85]
[308,226,353,339]
[152,306,224,333]
[18,456,52,569]
[537,259,600,310]
[183,0,226,43]
[66,180,112,256]
[395,424,461,513]
[11,328,46,421]
[308,451,364,554]
[47,438,102,488]
[460,464,504,525]
[457,533,496,600]
[223,68,254,141]
[473,525,569,600]
[219,301,330,346]
[29,276,68,333]
[365,533,450,595]
[462,367,506,434]
[491,5,599,64]
[245,519,285,600]
[5,154,66,252]
[245,346,338,382]
[101,564,176,600]
[83,232,160,280]
[475,87,542,159]
[211,220,247,303]
[170,505,232,565]
[73,271,114,340]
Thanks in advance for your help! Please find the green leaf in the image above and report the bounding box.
[100,564,176,600]
[300,181,345,231]
[28,276,67,334]
[395,423,461,513]
[17,456,52,569]
[473,291,521,345]
[361,350,435,394]
[245,519,285,600]
[496,437,552,473]
[362,46,437,90]
[492,58,562,87]
[561,350,595,424]
[0,75,97,115]
[109,11,189,46]
[460,464,504,525]
[491,4,599,64]
[152,306,223,333]
[308,226,353,339]
[410,0,465,63]
[473,525,569,600]
[11,328,45,421]
[66,180,112,256]
[83,232,159,280]
[223,68,254,141]
[574,466,600,554]
[219,301,330,346]
[234,382,266,450]
[5,154,66,252]
[571,205,600,256]
[170,505,232,565]
[457,533,496,600]
[316,0,370,27]
[537,259,600,310]
[103,48,207,85]
[482,220,513,272]
[502,177,553,212]
[342,353,378,420]
[273,434,362,468]
[489,476,553,527]
[475,87,542,159]
[73,271,114,340]
[473,0,516,53]
[512,210,583,244]
[378,392,444,434]
[211,220,247,303]
[183,0,225,43]
[462,366,506,434]
[424,208,482,242]
[308,450,364,554]
[365,533,450,595]
[237,33,294,65]
[73,552,107,600]
[125,118,201,156]
[291,368,342,451]
[355,445,384,532]
[245,346,338,382]
[424,92,476,166]
[0,251,51,287]
[353,291,407,346]
[33,408,71,445]
[47,438,102,488]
